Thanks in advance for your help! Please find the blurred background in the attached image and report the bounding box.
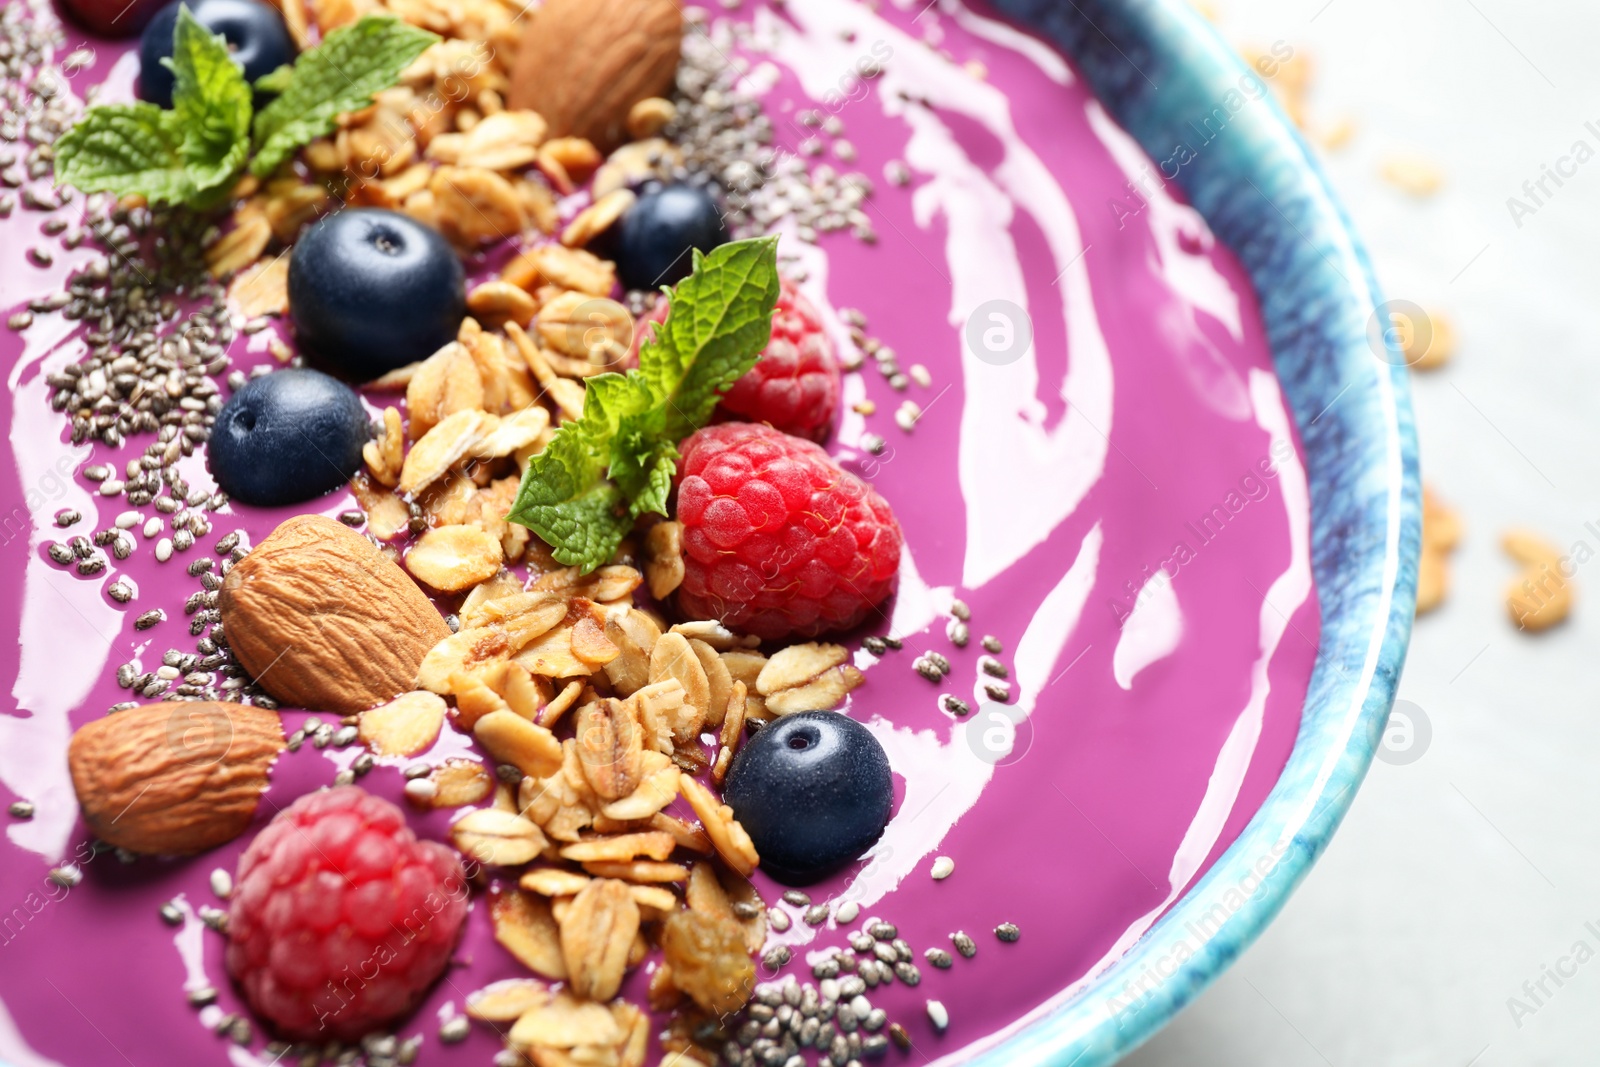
[1129,0,1600,1064]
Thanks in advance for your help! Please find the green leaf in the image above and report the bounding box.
[637,237,782,441]
[53,104,196,205]
[166,5,252,193]
[254,64,294,94]
[251,15,438,178]
[508,236,782,572]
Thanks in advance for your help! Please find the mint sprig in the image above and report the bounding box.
[508,237,782,572]
[54,10,437,210]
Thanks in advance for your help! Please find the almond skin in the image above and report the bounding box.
[68,702,284,855]
[220,514,450,713]
[506,0,682,150]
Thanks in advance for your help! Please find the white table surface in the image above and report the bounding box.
[1125,1,1600,1064]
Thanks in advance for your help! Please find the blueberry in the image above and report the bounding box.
[208,369,369,507]
[138,0,294,109]
[288,209,466,382]
[722,711,893,885]
[611,183,729,290]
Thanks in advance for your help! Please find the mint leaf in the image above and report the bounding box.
[509,237,782,572]
[251,15,438,178]
[639,237,782,441]
[54,104,196,205]
[254,64,294,95]
[167,5,252,193]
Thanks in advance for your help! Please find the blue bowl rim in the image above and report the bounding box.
[958,0,1423,1063]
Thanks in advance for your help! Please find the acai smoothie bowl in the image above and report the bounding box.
[0,0,1418,1065]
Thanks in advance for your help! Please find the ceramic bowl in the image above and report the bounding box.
[967,0,1421,1061]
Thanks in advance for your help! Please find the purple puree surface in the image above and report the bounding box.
[0,0,1321,1064]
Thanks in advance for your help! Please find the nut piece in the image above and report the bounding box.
[559,878,640,1001]
[625,97,676,139]
[359,690,447,756]
[67,702,284,855]
[219,515,450,714]
[406,524,505,592]
[507,0,683,150]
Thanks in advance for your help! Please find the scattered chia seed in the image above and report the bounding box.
[950,599,970,621]
[979,655,1008,679]
[352,752,375,776]
[54,508,80,527]
[134,608,165,630]
[781,889,810,906]
[762,944,793,970]
[982,634,1003,654]
[198,905,228,933]
[402,778,437,804]
[108,579,134,603]
[337,509,366,527]
[48,864,81,888]
[860,432,886,455]
[909,363,932,387]
[8,800,34,819]
[995,922,1021,943]
[835,900,860,924]
[331,724,359,747]
[939,694,970,717]
[333,768,356,786]
[767,907,791,933]
[804,903,830,926]
[7,311,32,330]
[912,656,943,683]
[868,921,897,941]
[984,681,1012,703]
[893,961,921,986]
[946,619,969,647]
[930,856,954,880]
[926,651,951,673]
[862,635,888,656]
[210,868,233,899]
[951,931,977,958]
[926,1000,949,1032]
[187,986,219,1007]
[438,1017,470,1044]
[160,901,184,925]
[924,948,952,969]
[889,1022,912,1049]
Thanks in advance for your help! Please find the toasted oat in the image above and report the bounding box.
[349,471,409,539]
[452,669,513,729]
[559,831,675,864]
[599,759,678,821]
[720,649,767,691]
[561,189,635,248]
[509,991,622,1051]
[429,758,494,808]
[711,681,747,787]
[400,409,495,494]
[429,109,548,171]
[559,878,640,1001]
[643,521,686,600]
[538,679,586,728]
[452,806,547,866]
[493,889,568,979]
[407,341,485,440]
[757,642,849,693]
[1417,486,1461,616]
[649,633,711,741]
[1380,153,1443,196]
[669,619,754,652]
[1503,527,1571,632]
[466,978,551,1023]
[502,246,617,298]
[762,664,864,716]
[603,609,661,696]
[677,774,758,877]
[1408,309,1456,372]
[432,165,526,245]
[474,404,550,458]
[541,137,602,181]
[532,565,644,604]
[362,406,406,487]
[625,97,676,140]
[632,679,686,755]
[574,698,644,801]
[227,253,290,318]
[661,909,756,1016]
[593,138,681,199]
[206,211,271,277]
[359,690,447,756]
[537,291,634,369]
[648,812,712,855]
[687,639,733,729]
[468,279,539,329]
[407,524,505,592]
[476,710,564,778]
[418,604,569,695]
[515,623,594,679]
[580,859,689,883]
[521,867,594,897]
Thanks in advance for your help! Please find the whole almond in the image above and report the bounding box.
[506,0,682,150]
[67,702,284,855]
[219,515,450,714]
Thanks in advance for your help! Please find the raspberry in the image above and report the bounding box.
[673,422,901,640]
[225,786,468,1041]
[628,281,842,442]
[716,280,840,442]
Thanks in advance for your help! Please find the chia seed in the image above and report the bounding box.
[767,907,792,933]
[134,608,165,630]
[862,635,888,656]
[438,1017,470,1045]
[939,695,970,717]
[53,508,79,527]
[982,634,1003,654]
[160,901,183,925]
[951,931,977,958]
[979,655,1008,678]
[187,986,219,1008]
[946,619,969,647]
[8,800,34,818]
[912,656,944,683]
[835,901,860,924]
[924,948,952,969]
[984,681,1012,703]
[781,889,810,906]
[995,922,1021,943]
[804,903,830,926]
